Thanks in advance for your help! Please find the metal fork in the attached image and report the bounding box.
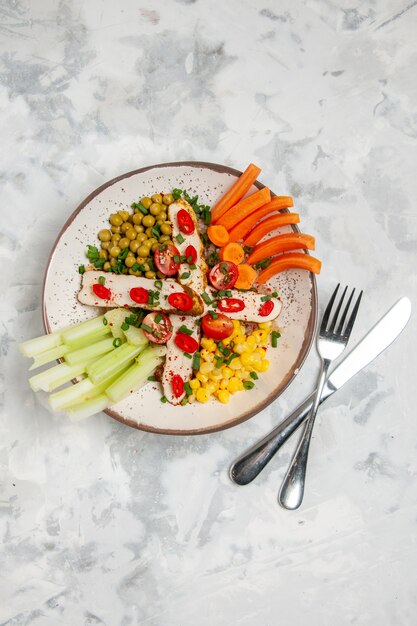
[278,284,363,510]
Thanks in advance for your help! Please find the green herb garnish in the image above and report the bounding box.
[113,338,122,348]
[180,272,190,280]
[141,323,153,333]
[78,265,85,274]
[250,371,258,380]
[154,280,163,290]
[160,395,168,403]
[184,382,192,396]
[98,276,106,285]
[179,325,193,335]
[192,352,201,370]
[176,233,185,244]
[183,351,192,359]
[154,313,162,324]
[243,380,255,390]
[172,188,183,200]
[260,294,271,302]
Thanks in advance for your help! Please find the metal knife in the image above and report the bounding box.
[230,296,411,486]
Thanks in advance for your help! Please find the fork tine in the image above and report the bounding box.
[321,283,340,332]
[327,286,348,334]
[336,288,355,335]
[342,290,363,339]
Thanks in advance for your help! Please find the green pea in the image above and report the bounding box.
[159,211,167,221]
[110,225,121,234]
[110,258,118,268]
[142,215,155,228]
[141,197,152,209]
[151,243,159,253]
[125,256,136,268]
[111,234,121,243]
[160,223,172,235]
[98,229,111,242]
[145,227,153,237]
[129,268,142,276]
[103,262,111,271]
[101,241,111,250]
[159,234,170,243]
[145,270,156,279]
[125,229,137,240]
[137,245,150,258]
[98,249,108,260]
[136,233,147,243]
[163,193,174,205]
[118,210,130,221]
[150,203,162,216]
[120,222,131,233]
[110,246,121,258]
[151,193,163,204]
[130,240,140,253]
[141,262,151,272]
[118,237,130,249]
[134,224,145,233]
[132,213,143,225]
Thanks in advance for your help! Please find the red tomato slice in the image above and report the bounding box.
[171,374,184,398]
[154,243,180,276]
[201,313,234,340]
[177,209,195,235]
[129,287,149,304]
[167,292,194,312]
[174,331,199,353]
[209,261,238,290]
[217,297,245,313]
[259,300,274,317]
[141,312,173,344]
[185,244,197,264]
[92,283,112,300]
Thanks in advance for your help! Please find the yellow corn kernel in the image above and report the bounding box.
[241,370,252,380]
[232,320,241,331]
[217,389,230,404]
[235,370,245,380]
[196,388,210,403]
[230,357,242,370]
[234,342,247,355]
[255,348,266,359]
[201,337,216,352]
[237,380,245,391]
[206,381,218,394]
[246,335,256,349]
[188,394,195,404]
[258,322,272,330]
[210,368,223,380]
[200,349,213,362]
[220,378,229,389]
[189,378,200,390]
[200,361,214,374]
[233,334,246,345]
[196,372,209,384]
[240,352,252,367]
[228,377,241,394]
[222,367,233,378]
[259,359,270,372]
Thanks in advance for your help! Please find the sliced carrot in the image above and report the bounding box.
[257,253,322,284]
[247,233,315,265]
[219,242,245,265]
[234,264,258,290]
[243,213,300,247]
[217,187,271,230]
[207,224,229,247]
[228,197,294,242]
[211,163,261,224]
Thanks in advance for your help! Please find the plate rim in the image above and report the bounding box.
[42,160,318,435]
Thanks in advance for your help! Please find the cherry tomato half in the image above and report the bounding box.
[171,374,184,398]
[92,283,112,300]
[129,287,149,304]
[142,312,173,344]
[259,300,274,317]
[185,244,197,264]
[177,209,195,235]
[217,297,245,313]
[201,313,234,340]
[174,331,199,354]
[154,243,180,276]
[167,292,194,312]
[209,261,238,290]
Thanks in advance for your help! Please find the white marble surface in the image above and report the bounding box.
[1,0,417,624]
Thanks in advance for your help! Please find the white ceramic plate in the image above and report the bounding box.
[42,162,317,434]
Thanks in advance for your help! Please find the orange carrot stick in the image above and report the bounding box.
[207,224,229,247]
[234,264,258,290]
[243,213,300,247]
[257,253,322,284]
[217,187,271,230]
[247,233,315,265]
[219,242,245,265]
[211,163,261,224]
[228,197,294,242]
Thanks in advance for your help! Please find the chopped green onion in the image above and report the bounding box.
[183,352,192,359]
[118,247,129,261]
[121,322,129,331]
[98,276,106,286]
[250,371,258,380]
[225,353,239,366]
[192,352,201,370]
[271,330,281,348]
[181,397,188,406]
[186,256,193,263]
[215,355,224,368]
[103,317,108,326]
[202,292,213,305]
[154,314,162,324]
[180,255,187,262]
[113,338,122,348]
[261,294,271,302]
[255,257,271,270]
[173,255,180,263]
[131,263,141,272]
[209,311,218,319]
[272,291,278,298]
[189,264,197,270]
[78,265,85,274]
[137,203,148,215]
[229,340,234,348]
[160,395,168,403]
[184,382,192,396]
[243,380,255,390]
[154,280,163,290]
[180,272,190,280]
[219,345,230,357]
[179,325,193,335]
[148,375,157,381]
[141,323,153,333]
[220,262,229,274]
[176,234,185,244]
[203,207,211,225]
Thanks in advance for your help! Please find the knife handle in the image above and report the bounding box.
[230,381,335,486]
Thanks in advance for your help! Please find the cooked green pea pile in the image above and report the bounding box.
[90,193,175,277]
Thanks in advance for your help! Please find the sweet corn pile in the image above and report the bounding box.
[188,320,272,404]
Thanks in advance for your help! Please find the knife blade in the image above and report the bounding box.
[230,296,411,485]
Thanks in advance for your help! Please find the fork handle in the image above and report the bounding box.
[230,377,336,486]
[278,360,330,509]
